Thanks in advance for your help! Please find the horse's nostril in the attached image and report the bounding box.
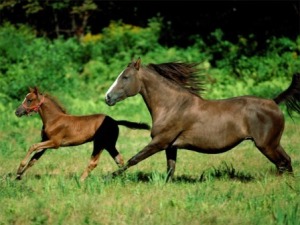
[106,94,111,102]
[15,111,21,117]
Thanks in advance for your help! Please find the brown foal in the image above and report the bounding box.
[15,87,150,181]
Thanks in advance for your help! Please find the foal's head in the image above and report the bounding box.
[16,87,67,117]
[15,87,45,117]
[105,58,142,106]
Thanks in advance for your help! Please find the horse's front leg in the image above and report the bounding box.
[165,146,177,182]
[16,128,49,179]
[111,139,166,177]
[16,149,47,180]
[16,140,57,179]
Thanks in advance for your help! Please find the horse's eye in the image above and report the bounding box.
[27,99,32,103]
[122,76,129,80]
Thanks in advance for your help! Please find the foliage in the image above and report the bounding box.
[0,19,300,104]
[0,0,98,38]
[0,23,84,100]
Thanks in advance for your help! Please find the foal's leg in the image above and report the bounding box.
[16,140,58,178]
[16,150,46,180]
[165,147,177,182]
[16,129,48,180]
[80,118,123,181]
[80,148,104,181]
[107,146,124,168]
[104,122,124,167]
[256,143,293,174]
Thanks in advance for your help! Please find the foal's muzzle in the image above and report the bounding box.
[15,106,26,117]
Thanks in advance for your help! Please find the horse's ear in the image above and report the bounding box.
[33,86,39,95]
[29,87,34,93]
[134,57,141,71]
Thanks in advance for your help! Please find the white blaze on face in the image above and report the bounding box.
[22,93,30,104]
[105,70,124,98]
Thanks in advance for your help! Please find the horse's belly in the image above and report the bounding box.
[173,129,245,153]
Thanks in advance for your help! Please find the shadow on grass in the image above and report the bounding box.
[120,162,255,183]
[4,162,257,183]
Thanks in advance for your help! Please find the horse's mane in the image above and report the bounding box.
[146,62,205,96]
[44,93,67,114]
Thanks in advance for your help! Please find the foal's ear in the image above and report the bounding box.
[134,57,141,71]
[33,86,39,95]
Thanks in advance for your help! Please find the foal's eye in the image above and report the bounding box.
[122,76,129,80]
[27,99,32,103]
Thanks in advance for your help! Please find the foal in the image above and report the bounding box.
[15,87,150,181]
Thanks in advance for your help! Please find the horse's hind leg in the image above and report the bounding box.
[165,146,177,182]
[80,117,124,181]
[80,147,104,181]
[107,146,124,167]
[256,144,293,174]
[98,116,124,167]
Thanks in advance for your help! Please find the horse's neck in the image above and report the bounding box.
[139,70,196,116]
[39,98,65,125]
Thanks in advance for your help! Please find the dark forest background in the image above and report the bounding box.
[1,1,299,48]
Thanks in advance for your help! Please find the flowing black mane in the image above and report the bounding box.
[44,93,67,113]
[147,62,205,96]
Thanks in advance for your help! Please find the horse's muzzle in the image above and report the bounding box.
[15,106,26,117]
[105,94,116,106]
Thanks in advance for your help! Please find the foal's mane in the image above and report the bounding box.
[44,93,67,113]
[147,62,205,96]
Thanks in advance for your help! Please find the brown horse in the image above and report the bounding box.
[105,58,300,181]
[15,87,150,181]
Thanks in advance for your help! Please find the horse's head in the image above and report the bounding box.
[105,58,142,106]
[15,87,45,117]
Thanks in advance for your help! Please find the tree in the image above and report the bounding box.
[0,0,98,38]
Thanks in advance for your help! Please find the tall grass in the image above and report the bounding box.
[0,98,299,225]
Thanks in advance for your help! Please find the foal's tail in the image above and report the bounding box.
[273,73,300,116]
[116,120,150,130]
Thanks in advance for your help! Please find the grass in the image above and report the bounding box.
[0,99,300,225]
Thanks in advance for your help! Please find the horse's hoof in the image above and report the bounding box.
[16,175,22,180]
[103,173,115,182]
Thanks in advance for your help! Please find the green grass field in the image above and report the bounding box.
[1,97,299,225]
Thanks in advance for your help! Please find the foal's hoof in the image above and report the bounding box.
[15,175,22,180]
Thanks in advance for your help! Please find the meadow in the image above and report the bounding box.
[0,85,299,225]
[0,21,300,225]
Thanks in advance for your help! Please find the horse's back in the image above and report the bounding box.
[204,95,284,132]
[55,113,111,146]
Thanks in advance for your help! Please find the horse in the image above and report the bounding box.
[15,87,150,181]
[105,57,300,181]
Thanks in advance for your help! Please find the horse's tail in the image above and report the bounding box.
[273,73,300,116]
[116,120,150,130]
